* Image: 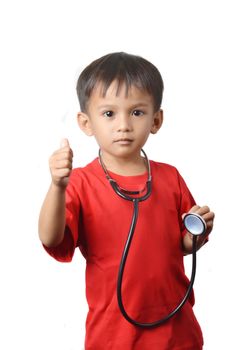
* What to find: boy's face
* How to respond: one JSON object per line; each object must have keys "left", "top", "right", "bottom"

{"left": 78, "top": 80, "right": 163, "bottom": 162}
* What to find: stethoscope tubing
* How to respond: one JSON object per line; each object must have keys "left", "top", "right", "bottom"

{"left": 116, "top": 197, "right": 198, "bottom": 328}
{"left": 98, "top": 149, "right": 199, "bottom": 329}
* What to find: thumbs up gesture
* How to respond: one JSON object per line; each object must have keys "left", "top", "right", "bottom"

{"left": 49, "top": 139, "right": 73, "bottom": 188}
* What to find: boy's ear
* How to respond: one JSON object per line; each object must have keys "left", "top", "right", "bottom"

{"left": 77, "top": 112, "right": 93, "bottom": 136}
{"left": 150, "top": 109, "right": 163, "bottom": 134}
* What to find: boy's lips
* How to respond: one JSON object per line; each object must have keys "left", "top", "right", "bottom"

{"left": 114, "top": 138, "right": 133, "bottom": 144}
{"left": 114, "top": 138, "right": 133, "bottom": 142}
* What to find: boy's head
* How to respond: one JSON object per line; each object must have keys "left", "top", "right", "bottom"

{"left": 76, "top": 52, "right": 164, "bottom": 113}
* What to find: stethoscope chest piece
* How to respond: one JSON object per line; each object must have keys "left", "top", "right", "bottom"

{"left": 183, "top": 213, "right": 207, "bottom": 236}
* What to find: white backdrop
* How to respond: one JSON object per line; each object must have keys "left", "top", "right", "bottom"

{"left": 0, "top": 1, "right": 232, "bottom": 349}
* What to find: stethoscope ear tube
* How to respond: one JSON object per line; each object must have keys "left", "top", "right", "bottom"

{"left": 117, "top": 199, "right": 198, "bottom": 329}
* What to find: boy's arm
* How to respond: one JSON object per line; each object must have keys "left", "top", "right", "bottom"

{"left": 38, "top": 139, "right": 73, "bottom": 248}
{"left": 182, "top": 205, "right": 215, "bottom": 254}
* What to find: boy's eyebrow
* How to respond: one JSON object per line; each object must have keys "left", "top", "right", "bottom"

{"left": 97, "top": 104, "right": 118, "bottom": 110}
{"left": 130, "top": 102, "right": 150, "bottom": 109}
{"left": 97, "top": 102, "right": 150, "bottom": 110}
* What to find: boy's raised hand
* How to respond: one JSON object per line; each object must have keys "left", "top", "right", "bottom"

{"left": 49, "top": 138, "right": 73, "bottom": 188}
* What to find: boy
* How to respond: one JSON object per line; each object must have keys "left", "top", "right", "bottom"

{"left": 39, "top": 52, "right": 215, "bottom": 349}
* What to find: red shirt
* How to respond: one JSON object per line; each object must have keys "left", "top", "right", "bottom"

{"left": 44, "top": 159, "right": 203, "bottom": 349}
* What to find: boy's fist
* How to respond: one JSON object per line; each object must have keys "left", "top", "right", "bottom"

{"left": 49, "top": 138, "right": 73, "bottom": 188}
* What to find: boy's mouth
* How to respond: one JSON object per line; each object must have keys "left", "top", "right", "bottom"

{"left": 114, "top": 138, "right": 133, "bottom": 144}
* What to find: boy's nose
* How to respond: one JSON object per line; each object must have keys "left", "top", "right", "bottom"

{"left": 117, "top": 114, "right": 132, "bottom": 132}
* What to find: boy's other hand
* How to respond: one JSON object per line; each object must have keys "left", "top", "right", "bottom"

{"left": 182, "top": 205, "right": 215, "bottom": 253}
{"left": 49, "top": 138, "right": 73, "bottom": 188}
{"left": 184, "top": 205, "right": 215, "bottom": 236}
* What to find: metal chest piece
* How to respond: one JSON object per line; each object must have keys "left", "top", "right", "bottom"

{"left": 183, "top": 213, "right": 207, "bottom": 236}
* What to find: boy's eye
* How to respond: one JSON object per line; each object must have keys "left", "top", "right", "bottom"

{"left": 132, "top": 110, "right": 144, "bottom": 117}
{"left": 103, "top": 111, "right": 114, "bottom": 118}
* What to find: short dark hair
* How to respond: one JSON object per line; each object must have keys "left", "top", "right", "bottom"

{"left": 76, "top": 52, "right": 164, "bottom": 113}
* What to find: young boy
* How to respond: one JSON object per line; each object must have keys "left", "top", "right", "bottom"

{"left": 39, "top": 52, "right": 215, "bottom": 349}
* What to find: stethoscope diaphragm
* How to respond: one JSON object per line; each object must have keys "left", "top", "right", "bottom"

{"left": 183, "top": 213, "right": 207, "bottom": 236}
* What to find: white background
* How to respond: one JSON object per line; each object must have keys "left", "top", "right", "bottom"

{"left": 0, "top": 0, "right": 232, "bottom": 349}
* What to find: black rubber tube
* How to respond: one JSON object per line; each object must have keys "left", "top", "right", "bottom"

{"left": 117, "top": 199, "right": 198, "bottom": 329}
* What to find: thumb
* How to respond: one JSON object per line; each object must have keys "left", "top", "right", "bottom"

{"left": 60, "top": 138, "right": 70, "bottom": 149}
{"left": 182, "top": 213, "right": 186, "bottom": 221}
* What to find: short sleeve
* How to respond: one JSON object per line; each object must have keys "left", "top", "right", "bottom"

{"left": 178, "top": 172, "right": 209, "bottom": 248}
{"left": 43, "top": 176, "right": 81, "bottom": 262}
{"left": 177, "top": 172, "right": 196, "bottom": 238}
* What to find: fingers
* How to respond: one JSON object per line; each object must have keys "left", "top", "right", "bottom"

{"left": 189, "top": 205, "right": 215, "bottom": 221}
{"left": 185, "top": 204, "right": 215, "bottom": 235}
{"left": 188, "top": 204, "right": 201, "bottom": 213}
{"left": 53, "top": 158, "right": 73, "bottom": 170}
{"left": 182, "top": 204, "right": 215, "bottom": 253}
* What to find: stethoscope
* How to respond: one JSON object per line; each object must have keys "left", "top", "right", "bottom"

{"left": 99, "top": 149, "right": 207, "bottom": 329}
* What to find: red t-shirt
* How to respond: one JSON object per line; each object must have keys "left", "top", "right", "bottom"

{"left": 44, "top": 159, "right": 203, "bottom": 350}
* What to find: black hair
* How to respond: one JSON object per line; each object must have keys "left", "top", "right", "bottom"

{"left": 76, "top": 52, "right": 164, "bottom": 112}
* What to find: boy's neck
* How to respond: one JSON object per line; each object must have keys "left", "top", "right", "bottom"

{"left": 100, "top": 152, "right": 148, "bottom": 176}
